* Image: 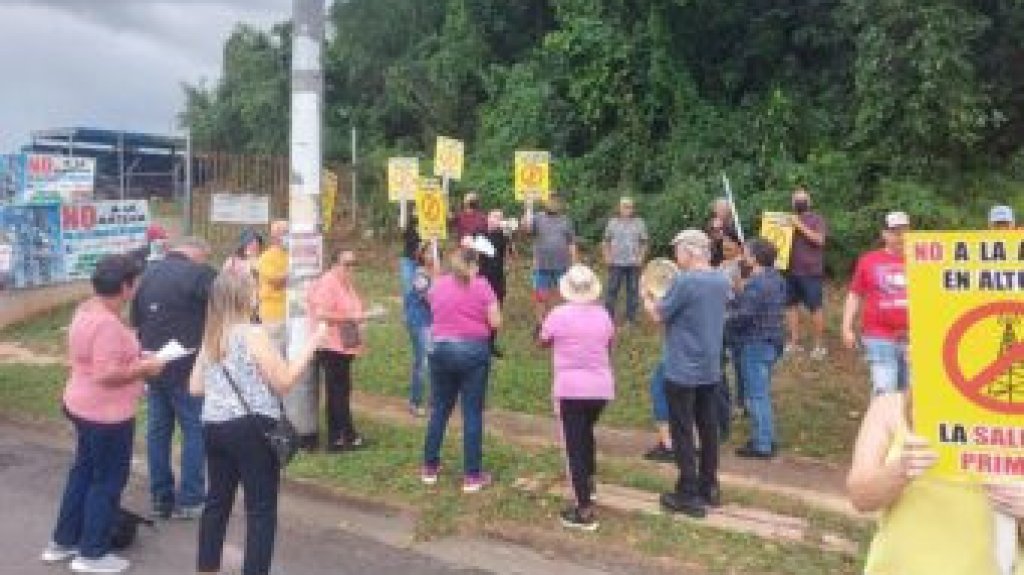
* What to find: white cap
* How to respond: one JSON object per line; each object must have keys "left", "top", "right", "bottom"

{"left": 885, "top": 211, "right": 910, "bottom": 229}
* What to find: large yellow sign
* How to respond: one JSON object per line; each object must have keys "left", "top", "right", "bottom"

{"left": 387, "top": 157, "right": 419, "bottom": 202}
{"left": 908, "top": 231, "right": 1024, "bottom": 482}
{"left": 415, "top": 177, "right": 447, "bottom": 240}
{"left": 514, "top": 151, "right": 550, "bottom": 202}
{"left": 321, "top": 169, "right": 338, "bottom": 231}
{"left": 760, "top": 212, "right": 794, "bottom": 270}
{"left": 434, "top": 136, "right": 464, "bottom": 181}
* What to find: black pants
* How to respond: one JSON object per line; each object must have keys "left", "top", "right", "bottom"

{"left": 197, "top": 416, "right": 280, "bottom": 575}
{"left": 664, "top": 383, "right": 719, "bottom": 497}
{"left": 318, "top": 350, "right": 358, "bottom": 444}
{"left": 486, "top": 276, "right": 506, "bottom": 353}
{"left": 560, "top": 399, "right": 606, "bottom": 508}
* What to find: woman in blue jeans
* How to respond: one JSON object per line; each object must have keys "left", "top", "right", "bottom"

{"left": 731, "top": 239, "right": 787, "bottom": 459}
{"left": 421, "top": 245, "right": 502, "bottom": 493}
{"left": 403, "top": 243, "right": 435, "bottom": 416}
{"left": 42, "top": 255, "right": 167, "bottom": 574}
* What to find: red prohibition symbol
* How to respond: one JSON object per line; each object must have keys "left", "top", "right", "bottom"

{"left": 942, "top": 300, "right": 1024, "bottom": 415}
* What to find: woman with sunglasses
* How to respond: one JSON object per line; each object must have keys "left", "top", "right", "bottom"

{"left": 307, "top": 249, "right": 373, "bottom": 452}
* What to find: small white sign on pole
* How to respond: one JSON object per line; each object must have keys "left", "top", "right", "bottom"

{"left": 210, "top": 193, "right": 271, "bottom": 225}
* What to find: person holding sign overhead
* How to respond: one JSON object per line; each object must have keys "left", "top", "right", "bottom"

{"left": 842, "top": 212, "right": 911, "bottom": 396}
{"left": 785, "top": 187, "right": 829, "bottom": 360}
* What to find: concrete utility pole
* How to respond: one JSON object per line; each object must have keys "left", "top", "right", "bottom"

{"left": 284, "top": 0, "right": 325, "bottom": 439}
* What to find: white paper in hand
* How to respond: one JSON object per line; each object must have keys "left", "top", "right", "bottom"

{"left": 155, "top": 340, "right": 195, "bottom": 362}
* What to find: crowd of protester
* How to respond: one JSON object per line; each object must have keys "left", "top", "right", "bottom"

{"left": 35, "top": 187, "right": 1024, "bottom": 574}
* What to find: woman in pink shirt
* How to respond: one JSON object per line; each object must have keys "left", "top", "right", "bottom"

{"left": 307, "top": 248, "right": 372, "bottom": 452}
{"left": 420, "top": 246, "right": 502, "bottom": 493}
{"left": 540, "top": 264, "right": 615, "bottom": 531}
{"left": 41, "top": 255, "right": 167, "bottom": 574}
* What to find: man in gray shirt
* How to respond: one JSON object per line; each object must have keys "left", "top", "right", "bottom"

{"left": 603, "top": 196, "right": 648, "bottom": 324}
{"left": 524, "top": 196, "right": 576, "bottom": 325}
{"left": 643, "top": 229, "right": 730, "bottom": 519}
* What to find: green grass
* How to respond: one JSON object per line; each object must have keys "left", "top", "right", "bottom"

{"left": 0, "top": 241, "right": 870, "bottom": 463}
{"left": 350, "top": 254, "right": 869, "bottom": 462}
{"left": 0, "top": 358, "right": 865, "bottom": 574}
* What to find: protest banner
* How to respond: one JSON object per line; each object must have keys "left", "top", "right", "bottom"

{"left": 908, "top": 230, "right": 1024, "bottom": 482}
{"left": 415, "top": 177, "right": 447, "bottom": 240}
{"left": 23, "top": 153, "right": 96, "bottom": 203}
{"left": 514, "top": 151, "right": 550, "bottom": 202}
{"left": 760, "top": 212, "right": 794, "bottom": 270}
{"left": 210, "top": 193, "right": 270, "bottom": 225}
{"left": 61, "top": 200, "right": 149, "bottom": 280}
{"left": 387, "top": 157, "right": 419, "bottom": 202}
{"left": 322, "top": 169, "right": 338, "bottom": 231}
{"left": 434, "top": 137, "right": 464, "bottom": 181}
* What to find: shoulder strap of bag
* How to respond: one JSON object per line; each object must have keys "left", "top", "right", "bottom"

{"left": 219, "top": 331, "right": 294, "bottom": 426}
{"left": 219, "top": 364, "right": 255, "bottom": 416}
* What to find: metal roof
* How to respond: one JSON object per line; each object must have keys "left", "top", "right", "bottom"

{"left": 30, "top": 127, "right": 185, "bottom": 151}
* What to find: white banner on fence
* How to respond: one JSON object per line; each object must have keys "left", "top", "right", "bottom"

{"left": 210, "top": 193, "right": 271, "bottom": 225}
{"left": 61, "top": 200, "right": 150, "bottom": 280}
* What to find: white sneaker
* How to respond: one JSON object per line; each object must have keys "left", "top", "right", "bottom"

{"left": 784, "top": 343, "right": 804, "bottom": 354}
{"left": 70, "top": 554, "right": 130, "bottom": 574}
{"left": 40, "top": 541, "right": 77, "bottom": 563}
{"left": 810, "top": 346, "right": 828, "bottom": 360}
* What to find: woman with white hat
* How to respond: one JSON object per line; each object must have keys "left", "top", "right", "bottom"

{"left": 539, "top": 264, "right": 616, "bottom": 531}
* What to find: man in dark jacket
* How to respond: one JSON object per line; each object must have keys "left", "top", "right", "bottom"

{"left": 131, "top": 236, "right": 216, "bottom": 519}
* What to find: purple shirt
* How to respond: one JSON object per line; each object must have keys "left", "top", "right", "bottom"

{"left": 540, "top": 303, "right": 616, "bottom": 400}
{"left": 428, "top": 274, "right": 497, "bottom": 340}
{"left": 789, "top": 212, "right": 827, "bottom": 276}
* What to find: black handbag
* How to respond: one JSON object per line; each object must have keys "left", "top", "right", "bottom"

{"left": 220, "top": 365, "right": 299, "bottom": 468}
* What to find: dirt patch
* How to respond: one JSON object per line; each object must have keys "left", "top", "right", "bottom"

{"left": 0, "top": 342, "right": 64, "bottom": 365}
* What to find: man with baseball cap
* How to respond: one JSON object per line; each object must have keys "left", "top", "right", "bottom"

{"left": 989, "top": 205, "right": 1016, "bottom": 230}
{"left": 841, "top": 211, "right": 910, "bottom": 395}
{"left": 643, "top": 229, "right": 730, "bottom": 518}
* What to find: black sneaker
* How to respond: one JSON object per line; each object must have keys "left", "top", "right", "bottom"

{"left": 298, "top": 434, "right": 320, "bottom": 451}
{"left": 642, "top": 443, "right": 675, "bottom": 463}
{"left": 660, "top": 492, "right": 706, "bottom": 518}
{"left": 700, "top": 485, "right": 722, "bottom": 507}
{"left": 560, "top": 507, "right": 599, "bottom": 531}
{"left": 734, "top": 443, "right": 776, "bottom": 460}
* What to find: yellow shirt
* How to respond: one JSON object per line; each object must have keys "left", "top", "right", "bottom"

{"left": 256, "top": 245, "right": 288, "bottom": 322}
{"left": 865, "top": 427, "right": 1024, "bottom": 575}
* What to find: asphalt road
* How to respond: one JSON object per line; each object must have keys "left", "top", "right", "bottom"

{"left": 0, "top": 424, "right": 615, "bottom": 575}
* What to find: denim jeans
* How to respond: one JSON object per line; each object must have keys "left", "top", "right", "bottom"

{"left": 197, "top": 416, "right": 280, "bottom": 575}
{"left": 406, "top": 324, "right": 431, "bottom": 407}
{"left": 147, "top": 380, "right": 206, "bottom": 511}
{"left": 862, "top": 336, "right": 909, "bottom": 395}
{"left": 52, "top": 412, "right": 134, "bottom": 559}
{"left": 728, "top": 342, "right": 745, "bottom": 405}
{"left": 605, "top": 265, "right": 640, "bottom": 322}
{"left": 399, "top": 257, "right": 417, "bottom": 294}
{"left": 740, "top": 342, "right": 780, "bottom": 453}
{"left": 649, "top": 362, "right": 669, "bottom": 423}
{"left": 423, "top": 340, "right": 491, "bottom": 475}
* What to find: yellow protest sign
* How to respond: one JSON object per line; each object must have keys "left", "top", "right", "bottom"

{"left": 321, "top": 169, "right": 338, "bottom": 231}
{"left": 514, "top": 151, "right": 550, "bottom": 202}
{"left": 759, "top": 212, "right": 794, "bottom": 270}
{"left": 387, "top": 157, "right": 419, "bottom": 202}
{"left": 908, "top": 231, "right": 1024, "bottom": 482}
{"left": 415, "top": 177, "right": 447, "bottom": 240}
{"left": 434, "top": 136, "right": 464, "bottom": 181}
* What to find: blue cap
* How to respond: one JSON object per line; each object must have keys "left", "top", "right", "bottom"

{"left": 989, "top": 205, "right": 1015, "bottom": 224}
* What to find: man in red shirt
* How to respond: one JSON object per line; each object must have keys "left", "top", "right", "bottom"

{"left": 841, "top": 211, "right": 910, "bottom": 395}
{"left": 452, "top": 192, "right": 487, "bottom": 241}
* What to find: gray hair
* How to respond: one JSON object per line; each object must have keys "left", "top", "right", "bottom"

{"left": 672, "top": 228, "right": 711, "bottom": 261}
{"left": 170, "top": 235, "right": 211, "bottom": 254}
